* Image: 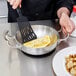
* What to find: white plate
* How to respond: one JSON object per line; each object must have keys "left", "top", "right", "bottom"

{"left": 52, "top": 46, "right": 76, "bottom": 76}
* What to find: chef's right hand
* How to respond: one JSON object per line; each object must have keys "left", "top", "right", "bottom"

{"left": 7, "top": 0, "right": 22, "bottom": 9}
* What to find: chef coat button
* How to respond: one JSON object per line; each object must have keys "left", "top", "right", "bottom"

{"left": 35, "top": 13, "right": 39, "bottom": 16}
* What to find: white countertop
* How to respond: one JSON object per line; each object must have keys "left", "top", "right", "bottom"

{"left": 0, "top": 21, "right": 76, "bottom": 76}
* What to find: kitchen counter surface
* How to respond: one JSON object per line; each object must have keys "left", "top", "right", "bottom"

{"left": 0, "top": 20, "right": 76, "bottom": 76}
{"left": 0, "top": 0, "right": 8, "bottom": 23}
{"left": 0, "top": 0, "right": 8, "bottom": 17}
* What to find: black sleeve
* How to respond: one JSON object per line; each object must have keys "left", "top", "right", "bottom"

{"left": 7, "top": 2, "right": 18, "bottom": 22}
{"left": 55, "top": 0, "right": 74, "bottom": 16}
{"left": 73, "top": 0, "right": 76, "bottom": 5}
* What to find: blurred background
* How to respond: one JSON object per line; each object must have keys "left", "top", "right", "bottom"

{"left": 0, "top": 0, "right": 76, "bottom": 23}
{"left": 0, "top": 0, "right": 8, "bottom": 23}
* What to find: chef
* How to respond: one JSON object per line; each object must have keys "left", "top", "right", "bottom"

{"left": 7, "top": 0, "right": 75, "bottom": 35}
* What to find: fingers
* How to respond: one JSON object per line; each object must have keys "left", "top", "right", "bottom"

{"left": 59, "top": 13, "right": 75, "bottom": 35}
{"left": 7, "top": 0, "right": 22, "bottom": 9}
{"left": 12, "top": 0, "right": 19, "bottom": 9}
{"left": 62, "top": 23, "right": 75, "bottom": 36}
{"left": 65, "top": 19, "right": 75, "bottom": 34}
{"left": 10, "top": 0, "right": 15, "bottom": 5}
{"left": 19, "top": 0, "right": 22, "bottom": 8}
{"left": 62, "top": 27, "right": 67, "bottom": 35}
{"left": 61, "top": 23, "right": 75, "bottom": 36}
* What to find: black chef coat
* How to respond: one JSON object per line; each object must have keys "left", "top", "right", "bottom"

{"left": 7, "top": 0, "right": 73, "bottom": 22}
{"left": 73, "top": 0, "right": 76, "bottom": 5}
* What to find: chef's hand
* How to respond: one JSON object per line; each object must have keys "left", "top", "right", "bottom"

{"left": 59, "top": 13, "right": 75, "bottom": 35}
{"left": 7, "top": 0, "right": 22, "bottom": 9}
{"left": 57, "top": 7, "right": 75, "bottom": 35}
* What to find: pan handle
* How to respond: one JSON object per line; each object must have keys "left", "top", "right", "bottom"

{"left": 57, "top": 28, "right": 69, "bottom": 44}
{"left": 57, "top": 33, "right": 69, "bottom": 44}
{"left": 4, "top": 30, "right": 22, "bottom": 49}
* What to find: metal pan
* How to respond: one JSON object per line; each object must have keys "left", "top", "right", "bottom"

{"left": 4, "top": 25, "right": 69, "bottom": 55}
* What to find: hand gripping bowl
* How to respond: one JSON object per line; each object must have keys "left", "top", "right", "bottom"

{"left": 4, "top": 25, "right": 69, "bottom": 56}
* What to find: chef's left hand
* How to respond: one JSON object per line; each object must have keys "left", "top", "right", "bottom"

{"left": 59, "top": 13, "right": 75, "bottom": 35}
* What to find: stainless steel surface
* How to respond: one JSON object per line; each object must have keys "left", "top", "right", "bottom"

{"left": 0, "top": 20, "right": 76, "bottom": 76}
{"left": 0, "top": 0, "right": 8, "bottom": 17}
{"left": 0, "top": 17, "right": 7, "bottom": 23}
{"left": 0, "top": 0, "right": 8, "bottom": 23}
